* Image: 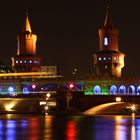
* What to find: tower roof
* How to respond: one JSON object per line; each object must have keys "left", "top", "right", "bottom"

{"left": 104, "top": 7, "right": 114, "bottom": 27}
{"left": 22, "top": 13, "right": 32, "bottom": 33}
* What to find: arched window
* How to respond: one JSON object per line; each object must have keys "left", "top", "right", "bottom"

{"left": 104, "top": 37, "right": 108, "bottom": 45}
{"left": 93, "top": 85, "right": 101, "bottom": 95}
{"left": 127, "top": 85, "right": 135, "bottom": 95}
{"left": 109, "top": 85, "right": 117, "bottom": 95}
{"left": 137, "top": 85, "right": 140, "bottom": 95}
{"left": 118, "top": 85, "right": 126, "bottom": 95}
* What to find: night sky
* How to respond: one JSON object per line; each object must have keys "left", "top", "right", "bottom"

{"left": 1, "top": 1, "right": 140, "bottom": 78}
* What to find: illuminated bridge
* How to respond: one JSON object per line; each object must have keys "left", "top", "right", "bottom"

{"left": 0, "top": 72, "right": 140, "bottom": 115}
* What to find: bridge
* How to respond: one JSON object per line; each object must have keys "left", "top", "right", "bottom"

{"left": 0, "top": 72, "right": 140, "bottom": 115}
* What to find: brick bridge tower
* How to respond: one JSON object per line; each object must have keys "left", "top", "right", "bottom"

{"left": 93, "top": 7, "right": 125, "bottom": 78}
{"left": 11, "top": 14, "right": 41, "bottom": 72}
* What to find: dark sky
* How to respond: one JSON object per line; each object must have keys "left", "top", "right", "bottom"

{"left": 1, "top": 1, "right": 140, "bottom": 78}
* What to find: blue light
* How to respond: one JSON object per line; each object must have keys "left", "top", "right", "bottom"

{"left": 119, "top": 85, "right": 126, "bottom": 94}
{"left": 110, "top": 85, "right": 117, "bottom": 95}
{"left": 104, "top": 37, "right": 108, "bottom": 45}
{"left": 93, "top": 85, "right": 101, "bottom": 95}
{"left": 23, "top": 87, "right": 29, "bottom": 94}
{"left": 8, "top": 87, "right": 14, "bottom": 94}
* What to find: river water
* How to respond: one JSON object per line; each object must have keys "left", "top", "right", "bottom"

{"left": 0, "top": 114, "right": 139, "bottom": 140}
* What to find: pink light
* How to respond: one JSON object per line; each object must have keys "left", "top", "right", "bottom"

{"left": 69, "top": 84, "right": 74, "bottom": 89}
{"left": 32, "top": 84, "right": 36, "bottom": 89}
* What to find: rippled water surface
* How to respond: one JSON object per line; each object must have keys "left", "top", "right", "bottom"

{"left": 0, "top": 114, "right": 140, "bottom": 140}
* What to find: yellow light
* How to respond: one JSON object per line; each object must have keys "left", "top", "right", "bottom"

{"left": 39, "top": 101, "right": 46, "bottom": 105}
{"left": 116, "top": 97, "right": 121, "bottom": 102}
{"left": 46, "top": 93, "right": 51, "bottom": 98}
{"left": 47, "top": 101, "right": 57, "bottom": 107}
{"left": 131, "top": 105, "right": 136, "bottom": 111}
{"left": 45, "top": 106, "right": 49, "bottom": 110}
{"left": 132, "top": 113, "right": 135, "bottom": 116}
{"left": 5, "top": 103, "right": 15, "bottom": 111}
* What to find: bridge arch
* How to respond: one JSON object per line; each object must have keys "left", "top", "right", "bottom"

{"left": 93, "top": 85, "right": 101, "bottom": 95}
{"left": 118, "top": 85, "right": 126, "bottom": 95}
{"left": 127, "top": 85, "right": 135, "bottom": 95}
{"left": 109, "top": 85, "right": 117, "bottom": 95}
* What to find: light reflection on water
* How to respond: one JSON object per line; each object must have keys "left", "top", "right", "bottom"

{"left": 0, "top": 115, "right": 140, "bottom": 139}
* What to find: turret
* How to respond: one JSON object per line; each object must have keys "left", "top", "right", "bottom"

{"left": 17, "top": 14, "right": 37, "bottom": 55}
{"left": 93, "top": 7, "right": 125, "bottom": 78}
{"left": 11, "top": 14, "right": 41, "bottom": 72}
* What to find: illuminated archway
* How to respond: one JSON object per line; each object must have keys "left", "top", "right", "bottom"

{"left": 127, "top": 85, "right": 135, "bottom": 95}
{"left": 93, "top": 85, "right": 101, "bottom": 95}
{"left": 109, "top": 85, "right": 117, "bottom": 95}
{"left": 118, "top": 85, "right": 126, "bottom": 95}
{"left": 23, "top": 87, "right": 30, "bottom": 94}
{"left": 8, "top": 87, "right": 14, "bottom": 95}
{"left": 137, "top": 85, "right": 140, "bottom": 95}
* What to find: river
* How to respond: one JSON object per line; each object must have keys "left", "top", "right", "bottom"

{"left": 0, "top": 114, "right": 139, "bottom": 140}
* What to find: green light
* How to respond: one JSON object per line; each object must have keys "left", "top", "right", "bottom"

{"left": 84, "top": 91, "right": 93, "bottom": 95}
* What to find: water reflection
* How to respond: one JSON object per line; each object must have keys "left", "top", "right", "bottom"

{"left": 0, "top": 115, "right": 140, "bottom": 139}
{"left": 66, "top": 120, "right": 77, "bottom": 140}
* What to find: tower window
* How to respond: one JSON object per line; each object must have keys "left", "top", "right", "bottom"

{"left": 104, "top": 37, "right": 108, "bottom": 45}
{"left": 29, "top": 60, "right": 32, "bottom": 63}
{"left": 114, "top": 57, "right": 117, "bottom": 60}
{"left": 16, "top": 61, "right": 18, "bottom": 63}
{"left": 98, "top": 57, "right": 101, "bottom": 61}
{"left": 103, "top": 57, "right": 106, "bottom": 60}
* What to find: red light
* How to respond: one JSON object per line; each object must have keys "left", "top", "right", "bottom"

{"left": 69, "top": 84, "right": 74, "bottom": 89}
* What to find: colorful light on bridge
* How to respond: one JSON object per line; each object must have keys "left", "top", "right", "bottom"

{"left": 32, "top": 84, "right": 36, "bottom": 89}
{"left": 8, "top": 87, "right": 14, "bottom": 95}
{"left": 69, "top": 83, "right": 74, "bottom": 89}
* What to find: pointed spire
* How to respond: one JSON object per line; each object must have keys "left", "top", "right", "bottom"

{"left": 22, "top": 13, "right": 32, "bottom": 33}
{"left": 104, "top": 7, "right": 114, "bottom": 27}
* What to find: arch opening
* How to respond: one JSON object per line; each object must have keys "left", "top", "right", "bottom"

{"left": 109, "top": 85, "right": 117, "bottom": 95}
{"left": 118, "top": 85, "right": 126, "bottom": 95}
{"left": 127, "top": 85, "right": 135, "bottom": 95}
{"left": 93, "top": 85, "right": 101, "bottom": 95}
